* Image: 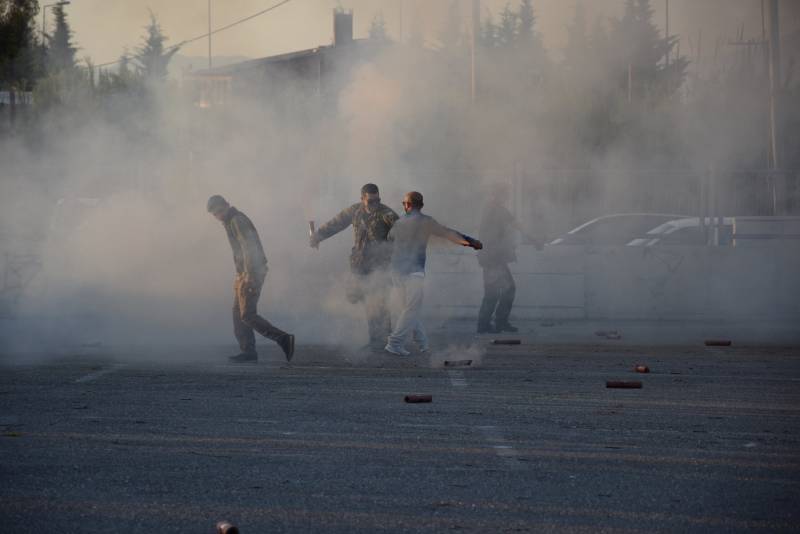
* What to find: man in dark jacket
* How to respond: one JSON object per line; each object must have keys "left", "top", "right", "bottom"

{"left": 208, "top": 195, "right": 294, "bottom": 363}
{"left": 310, "top": 183, "right": 399, "bottom": 349}
{"left": 476, "top": 184, "right": 540, "bottom": 334}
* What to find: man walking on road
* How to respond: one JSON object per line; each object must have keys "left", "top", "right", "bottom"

{"left": 309, "top": 184, "right": 399, "bottom": 350}
{"left": 385, "top": 191, "right": 482, "bottom": 356}
{"left": 208, "top": 195, "right": 295, "bottom": 363}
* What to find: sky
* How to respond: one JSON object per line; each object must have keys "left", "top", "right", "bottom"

{"left": 60, "top": 0, "right": 799, "bottom": 71}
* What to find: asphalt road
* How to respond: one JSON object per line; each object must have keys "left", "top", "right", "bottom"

{"left": 1, "top": 339, "right": 799, "bottom": 533}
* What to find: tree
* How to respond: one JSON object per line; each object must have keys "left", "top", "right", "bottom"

{"left": 46, "top": 3, "right": 76, "bottom": 73}
{"left": 134, "top": 12, "right": 180, "bottom": 81}
{"left": 517, "top": 0, "right": 535, "bottom": 43}
{"left": 562, "top": 1, "right": 587, "bottom": 72}
{"left": 0, "top": 0, "right": 41, "bottom": 90}
{"left": 368, "top": 11, "right": 389, "bottom": 42}
{"left": 479, "top": 11, "right": 498, "bottom": 49}
{"left": 497, "top": 3, "right": 518, "bottom": 48}
{"left": 610, "top": 0, "right": 688, "bottom": 100}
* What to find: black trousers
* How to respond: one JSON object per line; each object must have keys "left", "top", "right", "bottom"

{"left": 477, "top": 263, "right": 516, "bottom": 328}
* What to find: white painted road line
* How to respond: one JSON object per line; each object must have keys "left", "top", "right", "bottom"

{"left": 75, "top": 365, "right": 124, "bottom": 383}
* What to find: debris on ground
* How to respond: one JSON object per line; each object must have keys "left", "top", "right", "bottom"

{"left": 492, "top": 339, "right": 521, "bottom": 345}
{"left": 606, "top": 381, "right": 643, "bottom": 389}
{"left": 217, "top": 521, "right": 239, "bottom": 534}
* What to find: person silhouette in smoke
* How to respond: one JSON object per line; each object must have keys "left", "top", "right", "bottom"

{"left": 207, "top": 195, "right": 295, "bottom": 363}
{"left": 309, "top": 183, "right": 399, "bottom": 351}
{"left": 476, "top": 183, "right": 541, "bottom": 334}
{"left": 385, "top": 191, "right": 483, "bottom": 356}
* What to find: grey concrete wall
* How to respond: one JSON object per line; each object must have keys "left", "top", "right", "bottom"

{"left": 425, "top": 242, "right": 800, "bottom": 321}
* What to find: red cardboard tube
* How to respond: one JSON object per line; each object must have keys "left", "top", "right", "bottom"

{"left": 705, "top": 339, "right": 732, "bottom": 346}
{"left": 492, "top": 339, "right": 521, "bottom": 345}
{"left": 444, "top": 360, "right": 472, "bottom": 367}
{"left": 634, "top": 365, "right": 650, "bottom": 373}
{"left": 404, "top": 394, "right": 432, "bottom": 403}
{"left": 606, "top": 381, "right": 642, "bottom": 389}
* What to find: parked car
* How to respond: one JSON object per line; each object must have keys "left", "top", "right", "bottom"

{"left": 626, "top": 216, "right": 800, "bottom": 247}
{"left": 626, "top": 217, "right": 733, "bottom": 246}
{"left": 548, "top": 213, "right": 689, "bottom": 246}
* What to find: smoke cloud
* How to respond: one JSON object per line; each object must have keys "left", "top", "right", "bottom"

{"left": 2, "top": 1, "right": 799, "bottom": 360}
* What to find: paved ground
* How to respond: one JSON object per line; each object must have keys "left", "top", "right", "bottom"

{"left": 1, "top": 336, "right": 799, "bottom": 533}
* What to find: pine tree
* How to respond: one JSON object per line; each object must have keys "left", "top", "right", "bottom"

{"left": 563, "top": 1, "right": 587, "bottom": 71}
{"left": 517, "top": 0, "right": 535, "bottom": 43}
{"left": 610, "top": 0, "right": 687, "bottom": 99}
{"left": 479, "top": 12, "right": 498, "bottom": 49}
{"left": 497, "top": 4, "right": 518, "bottom": 48}
{"left": 47, "top": 3, "right": 76, "bottom": 72}
{"left": 134, "top": 12, "right": 179, "bottom": 81}
{"left": 0, "top": 0, "right": 42, "bottom": 90}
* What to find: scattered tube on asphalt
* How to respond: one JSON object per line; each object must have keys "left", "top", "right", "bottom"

{"left": 217, "top": 521, "right": 240, "bottom": 534}
{"left": 492, "top": 339, "right": 521, "bottom": 345}
{"left": 606, "top": 381, "right": 643, "bottom": 389}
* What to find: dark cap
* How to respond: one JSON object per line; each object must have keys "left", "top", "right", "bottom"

{"left": 207, "top": 195, "right": 228, "bottom": 212}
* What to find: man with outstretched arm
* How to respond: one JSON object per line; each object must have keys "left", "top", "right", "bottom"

{"left": 385, "top": 191, "right": 483, "bottom": 356}
{"left": 207, "top": 195, "right": 294, "bottom": 363}
{"left": 309, "top": 183, "right": 399, "bottom": 350}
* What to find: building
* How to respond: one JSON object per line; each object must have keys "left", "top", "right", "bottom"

{"left": 185, "top": 9, "right": 378, "bottom": 111}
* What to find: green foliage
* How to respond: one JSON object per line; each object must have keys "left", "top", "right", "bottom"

{"left": 134, "top": 11, "right": 180, "bottom": 81}
{"left": 46, "top": 3, "right": 77, "bottom": 73}
{"left": 609, "top": 0, "right": 688, "bottom": 100}
{"left": 0, "top": 0, "right": 42, "bottom": 90}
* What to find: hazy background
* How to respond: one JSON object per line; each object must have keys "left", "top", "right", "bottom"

{"left": 1, "top": 0, "right": 798, "bottom": 358}
{"left": 66, "top": 1, "right": 800, "bottom": 72}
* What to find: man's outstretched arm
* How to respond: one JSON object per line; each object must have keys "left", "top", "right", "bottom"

{"left": 430, "top": 219, "right": 483, "bottom": 249}
{"left": 310, "top": 205, "right": 357, "bottom": 247}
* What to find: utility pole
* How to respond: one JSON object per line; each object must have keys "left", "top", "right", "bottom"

{"left": 471, "top": 0, "right": 479, "bottom": 104}
{"left": 665, "top": 0, "right": 669, "bottom": 69}
{"left": 767, "top": 0, "right": 780, "bottom": 171}
{"left": 208, "top": 0, "right": 212, "bottom": 69}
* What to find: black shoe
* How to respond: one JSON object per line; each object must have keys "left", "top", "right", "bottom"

{"left": 496, "top": 323, "right": 519, "bottom": 333}
{"left": 229, "top": 352, "right": 257, "bottom": 363}
{"left": 278, "top": 334, "right": 295, "bottom": 362}
{"left": 477, "top": 324, "right": 498, "bottom": 334}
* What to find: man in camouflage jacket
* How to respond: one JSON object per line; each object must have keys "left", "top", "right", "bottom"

{"left": 208, "top": 195, "right": 295, "bottom": 363}
{"left": 310, "top": 183, "right": 399, "bottom": 348}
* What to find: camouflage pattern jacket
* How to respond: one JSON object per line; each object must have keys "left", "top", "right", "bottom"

{"left": 317, "top": 202, "right": 399, "bottom": 274}
{"left": 223, "top": 207, "right": 268, "bottom": 276}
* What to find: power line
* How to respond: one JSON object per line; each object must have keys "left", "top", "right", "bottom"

{"left": 87, "top": 0, "right": 295, "bottom": 70}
